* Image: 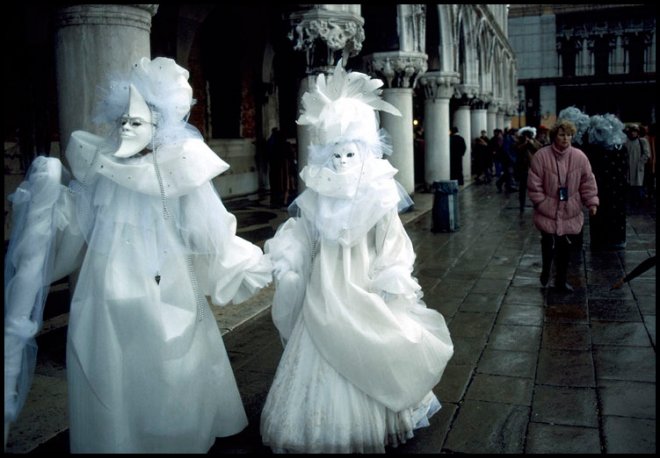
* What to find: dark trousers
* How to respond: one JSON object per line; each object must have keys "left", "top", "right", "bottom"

{"left": 518, "top": 171, "right": 529, "bottom": 211}
{"left": 540, "top": 231, "right": 574, "bottom": 285}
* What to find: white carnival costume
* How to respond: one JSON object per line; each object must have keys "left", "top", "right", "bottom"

{"left": 260, "top": 61, "right": 454, "bottom": 453}
{"left": 4, "top": 57, "right": 272, "bottom": 453}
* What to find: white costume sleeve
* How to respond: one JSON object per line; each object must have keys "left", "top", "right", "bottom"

{"left": 264, "top": 216, "right": 314, "bottom": 344}
{"left": 4, "top": 157, "right": 85, "bottom": 444}
{"left": 370, "top": 209, "right": 422, "bottom": 300}
{"left": 186, "top": 182, "right": 272, "bottom": 306}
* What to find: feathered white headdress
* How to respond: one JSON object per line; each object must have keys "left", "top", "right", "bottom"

{"left": 587, "top": 113, "right": 627, "bottom": 149}
{"left": 297, "top": 60, "right": 401, "bottom": 165}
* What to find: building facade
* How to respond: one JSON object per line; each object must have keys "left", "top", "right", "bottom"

{"left": 4, "top": 4, "right": 517, "bottom": 236}
{"left": 508, "top": 3, "right": 656, "bottom": 128}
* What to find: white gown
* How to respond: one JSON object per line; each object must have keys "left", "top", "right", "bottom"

{"left": 4, "top": 132, "right": 271, "bottom": 453}
{"left": 260, "top": 159, "right": 454, "bottom": 453}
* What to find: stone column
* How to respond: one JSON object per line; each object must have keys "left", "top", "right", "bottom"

{"left": 419, "top": 71, "right": 459, "bottom": 186}
{"left": 487, "top": 103, "right": 498, "bottom": 134}
{"left": 452, "top": 104, "right": 471, "bottom": 184}
{"left": 470, "top": 99, "right": 488, "bottom": 141}
{"left": 55, "top": 4, "right": 158, "bottom": 150}
{"left": 365, "top": 51, "right": 427, "bottom": 195}
{"left": 496, "top": 109, "right": 505, "bottom": 132}
{"left": 288, "top": 7, "right": 365, "bottom": 190}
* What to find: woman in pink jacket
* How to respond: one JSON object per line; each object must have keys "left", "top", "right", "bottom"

{"left": 527, "top": 120, "right": 599, "bottom": 291}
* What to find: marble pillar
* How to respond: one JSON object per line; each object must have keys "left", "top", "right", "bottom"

{"left": 452, "top": 104, "right": 471, "bottom": 183}
{"left": 419, "top": 71, "right": 459, "bottom": 185}
{"left": 55, "top": 4, "right": 157, "bottom": 150}
{"left": 365, "top": 51, "right": 427, "bottom": 195}
{"left": 487, "top": 104, "right": 498, "bottom": 136}
{"left": 471, "top": 105, "right": 488, "bottom": 139}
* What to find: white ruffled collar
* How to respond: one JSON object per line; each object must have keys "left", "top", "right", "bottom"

{"left": 296, "top": 158, "right": 401, "bottom": 246}
{"left": 65, "top": 130, "right": 229, "bottom": 197}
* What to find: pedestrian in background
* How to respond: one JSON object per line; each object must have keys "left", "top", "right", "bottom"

{"left": 449, "top": 126, "right": 466, "bottom": 185}
{"left": 515, "top": 126, "right": 542, "bottom": 213}
{"left": 624, "top": 124, "right": 651, "bottom": 205}
{"left": 527, "top": 119, "right": 599, "bottom": 291}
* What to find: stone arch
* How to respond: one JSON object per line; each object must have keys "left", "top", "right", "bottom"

{"left": 456, "top": 5, "right": 479, "bottom": 88}
{"left": 436, "top": 4, "right": 455, "bottom": 72}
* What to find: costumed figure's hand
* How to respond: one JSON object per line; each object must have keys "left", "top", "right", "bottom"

{"left": 589, "top": 206, "right": 597, "bottom": 217}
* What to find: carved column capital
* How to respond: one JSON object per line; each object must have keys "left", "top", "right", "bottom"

{"left": 56, "top": 4, "right": 157, "bottom": 31}
{"left": 487, "top": 100, "right": 501, "bottom": 114}
{"left": 454, "top": 84, "right": 480, "bottom": 100}
{"left": 363, "top": 51, "right": 427, "bottom": 89}
{"left": 418, "top": 71, "right": 459, "bottom": 100}
{"left": 478, "top": 93, "right": 494, "bottom": 105}
{"left": 289, "top": 9, "right": 365, "bottom": 73}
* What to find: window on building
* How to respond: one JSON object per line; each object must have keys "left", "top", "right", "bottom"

{"left": 593, "top": 37, "right": 610, "bottom": 76}
{"left": 627, "top": 35, "right": 645, "bottom": 74}
{"left": 560, "top": 39, "right": 577, "bottom": 77}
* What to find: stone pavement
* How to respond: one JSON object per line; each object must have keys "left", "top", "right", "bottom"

{"left": 5, "top": 182, "right": 656, "bottom": 454}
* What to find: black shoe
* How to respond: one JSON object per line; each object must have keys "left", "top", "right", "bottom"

{"left": 555, "top": 282, "right": 574, "bottom": 292}
{"left": 540, "top": 270, "right": 550, "bottom": 287}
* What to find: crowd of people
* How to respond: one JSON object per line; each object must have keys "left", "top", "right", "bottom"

{"left": 470, "top": 118, "right": 655, "bottom": 213}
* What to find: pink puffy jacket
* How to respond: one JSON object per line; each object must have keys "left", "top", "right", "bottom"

{"left": 527, "top": 144, "right": 599, "bottom": 235}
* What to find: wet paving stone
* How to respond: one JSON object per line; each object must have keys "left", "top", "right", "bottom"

{"left": 546, "top": 288, "right": 587, "bottom": 305}
{"left": 436, "top": 364, "right": 473, "bottom": 403}
{"left": 536, "top": 349, "right": 595, "bottom": 387}
{"left": 588, "top": 299, "right": 642, "bottom": 322}
{"left": 602, "top": 416, "right": 656, "bottom": 453}
{"left": 590, "top": 321, "right": 652, "bottom": 346}
{"left": 518, "top": 253, "right": 542, "bottom": 269}
{"left": 443, "top": 400, "right": 529, "bottom": 453}
{"left": 636, "top": 296, "right": 657, "bottom": 316}
{"left": 544, "top": 302, "right": 589, "bottom": 324}
{"left": 459, "top": 292, "right": 504, "bottom": 313}
{"left": 427, "top": 294, "right": 462, "bottom": 319}
{"left": 510, "top": 274, "right": 543, "bottom": 287}
{"left": 465, "top": 373, "right": 533, "bottom": 406}
{"left": 598, "top": 379, "right": 656, "bottom": 419}
{"left": 477, "top": 349, "right": 537, "bottom": 379}
{"left": 586, "top": 283, "right": 636, "bottom": 300}
{"left": 497, "top": 304, "right": 544, "bottom": 327}
{"left": 448, "top": 336, "right": 488, "bottom": 366}
{"left": 593, "top": 346, "right": 656, "bottom": 382}
{"left": 502, "top": 286, "right": 545, "bottom": 306}
{"left": 643, "top": 315, "right": 656, "bottom": 347}
{"left": 531, "top": 385, "right": 598, "bottom": 427}
{"left": 541, "top": 322, "right": 591, "bottom": 350}
{"left": 434, "top": 278, "right": 474, "bottom": 297}
{"left": 525, "top": 423, "right": 601, "bottom": 454}
{"left": 469, "top": 278, "right": 511, "bottom": 295}
{"left": 630, "top": 278, "right": 656, "bottom": 296}
{"left": 487, "top": 324, "right": 541, "bottom": 352}
{"left": 447, "top": 311, "right": 496, "bottom": 340}
{"left": 479, "top": 265, "right": 517, "bottom": 279}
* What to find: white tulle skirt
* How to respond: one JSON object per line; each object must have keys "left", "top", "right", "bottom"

{"left": 260, "top": 315, "right": 441, "bottom": 454}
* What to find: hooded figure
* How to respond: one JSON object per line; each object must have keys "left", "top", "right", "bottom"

{"left": 260, "top": 61, "right": 454, "bottom": 453}
{"left": 4, "top": 57, "right": 272, "bottom": 453}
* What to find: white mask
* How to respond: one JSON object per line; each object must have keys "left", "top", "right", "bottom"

{"left": 331, "top": 142, "right": 360, "bottom": 172}
{"left": 113, "top": 84, "right": 155, "bottom": 158}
